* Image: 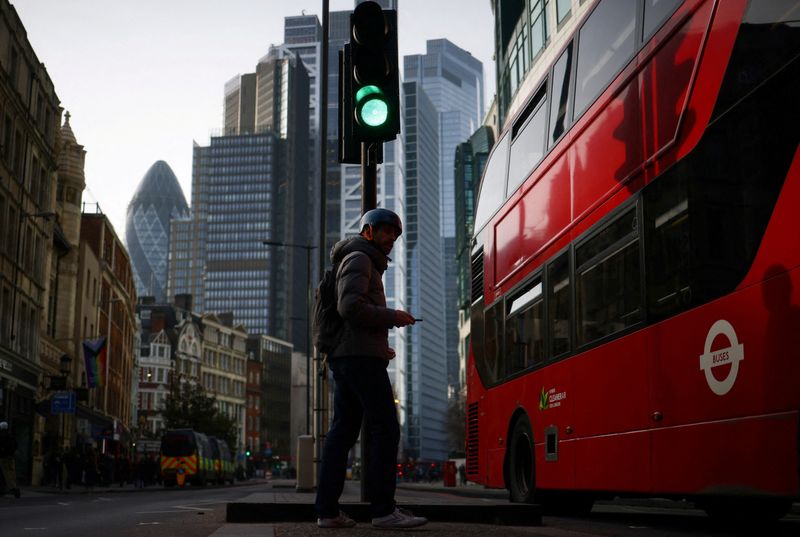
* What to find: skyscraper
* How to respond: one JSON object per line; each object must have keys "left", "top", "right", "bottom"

{"left": 170, "top": 45, "right": 310, "bottom": 347}
{"left": 403, "top": 80, "right": 447, "bottom": 461}
{"left": 126, "top": 161, "right": 189, "bottom": 302}
{"left": 404, "top": 40, "right": 484, "bottom": 396}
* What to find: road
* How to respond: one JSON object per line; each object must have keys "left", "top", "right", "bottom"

{"left": 1, "top": 481, "right": 798, "bottom": 537}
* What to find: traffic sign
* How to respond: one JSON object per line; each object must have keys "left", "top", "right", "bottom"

{"left": 51, "top": 391, "right": 76, "bottom": 414}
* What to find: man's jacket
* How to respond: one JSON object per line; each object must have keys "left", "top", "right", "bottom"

{"left": 328, "top": 235, "right": 397, "bottom": 361}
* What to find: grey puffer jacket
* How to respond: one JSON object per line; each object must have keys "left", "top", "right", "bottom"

{"left": 329, "top": 235, "right": 397, "bottom": 361}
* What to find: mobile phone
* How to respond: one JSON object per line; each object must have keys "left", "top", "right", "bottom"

{"left": 414, "top": 318, "right": 424, "bottom": 322}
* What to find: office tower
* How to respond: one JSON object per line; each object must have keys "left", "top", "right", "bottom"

{"left": 126, "top": 161, "right": 189, "bottom": 302}
{"left": 403, "top": 81, "right": 448, "bottom": 461}
{"left": 172, "top": 45, "right": 309, "bottom": 349}
{"left": 404, "top": 40, "right": 484, "bottom": 397}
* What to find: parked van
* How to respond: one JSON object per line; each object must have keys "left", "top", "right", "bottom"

{"left": 160, "top": 429, "right": 212, "bottom": 486}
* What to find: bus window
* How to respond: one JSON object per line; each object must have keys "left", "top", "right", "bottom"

{"left": 505, "top": 278, "right": 545, "bottom": 376}
{"left": 548, "top": 43, "right": 573, "bottom": 147}
{"left": 548, "top": 253, "right": 571, "bottom": 357}
{"left": 508, "top": 86, "right": 547, "bottom": 196}
{"left": 474, "top": 133, "right": 510, "bottom": 232}
{"left": 576, "top": 207, "right": 642, "bottom": 346}
{"left": 643, "top": 0, "right": 682, "bottom": 42}
{"left": 574, "top": 0, "right": 637, "bottom": 116}
{"left": 644, "top": 171, "right": 690, "bottom": 319}
{"left": 484, "top": 300, "right": 503, "bottom": 384}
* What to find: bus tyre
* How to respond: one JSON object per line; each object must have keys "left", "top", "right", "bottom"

{"left": 507, "top": 415, "right": 536, "bottom": 503}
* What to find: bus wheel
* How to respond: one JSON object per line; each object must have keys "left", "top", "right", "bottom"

{"left": 508, "top": 415, "right": 536, "bottom": 503}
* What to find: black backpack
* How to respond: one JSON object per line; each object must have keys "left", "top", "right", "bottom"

{"left": 312, "top": 252, "right": 362, "bottom": 355}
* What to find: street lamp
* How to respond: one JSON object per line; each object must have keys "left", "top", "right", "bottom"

{"left": 262, "top": 240, "right": 317, "bottom": 435}
{"left": 58, "top": 353, "right": 72, "bottom": 479}
{"left": 10, "top": 211, "right": 57, "bottom": 343}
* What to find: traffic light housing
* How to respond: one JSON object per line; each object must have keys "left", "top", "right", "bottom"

{"left": 348, "top": 1, "right": 399, "bottom": 143}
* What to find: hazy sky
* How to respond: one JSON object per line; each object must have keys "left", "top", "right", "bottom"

{"left": 12, "top": 0, "right": 496, "bottom": 237}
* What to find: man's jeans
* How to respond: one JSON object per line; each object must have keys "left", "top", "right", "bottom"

{"left": 315, "top": 356, "right": 400, "bottom": 519}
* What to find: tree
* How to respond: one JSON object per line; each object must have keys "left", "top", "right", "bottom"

{"left": 162, "top": 379, "right": 238, "bottom": 448}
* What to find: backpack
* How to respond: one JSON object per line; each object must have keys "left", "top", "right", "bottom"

{"left": 312, "top": 251, "right": 362, "bottom": 355}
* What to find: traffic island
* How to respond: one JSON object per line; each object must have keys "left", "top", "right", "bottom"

{"left": 226, "top": 490, "right": 542, "bottom": 526}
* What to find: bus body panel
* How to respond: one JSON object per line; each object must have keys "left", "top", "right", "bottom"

{"left": 467, "top": 0, "right": 799, "bottom": 503}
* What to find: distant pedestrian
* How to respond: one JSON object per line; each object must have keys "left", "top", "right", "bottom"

{"left": 0, "top": 421, "right": 20, "bottom": 498}
{"left": 458, "top": 463, "right": 467, "bottom": 486}
{"left": 315, "top": 209, "right": 427, "bottom": 530}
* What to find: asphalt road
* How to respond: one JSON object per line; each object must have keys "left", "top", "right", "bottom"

{"left": 1, "top": 481, "right": 798, "bottom": 537}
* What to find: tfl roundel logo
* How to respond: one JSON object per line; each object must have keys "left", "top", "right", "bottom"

{"left": 699, "top": 319, "right": 744, "bottom": 396}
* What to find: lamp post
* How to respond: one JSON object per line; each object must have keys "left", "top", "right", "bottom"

{"left": 10, "top": 211, "right": 57, "bottom": 344}
{"left": 58, "top": 353, "right": 72, "bottom": 446}
{"left": 262, "top": 240, "right": 316, "bottom": 435}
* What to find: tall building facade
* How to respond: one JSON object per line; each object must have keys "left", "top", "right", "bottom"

{"left": 404, "top": 40, "right": 484, "bottom": 399}
{"left": 0, "top": 0, "right": 62, "bottom": 484}
{"left": 403, "top": 81, "right": 447, "bottom": 461}
{"left": 125, "top": 161, "right": 189, "bottom": 302}
{"left": 171, "top": 45, "right": 310, "bottom": 350}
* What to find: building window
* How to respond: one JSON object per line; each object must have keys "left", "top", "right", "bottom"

{"left": 556, "top": 0, "right": 571, "bottom": 24}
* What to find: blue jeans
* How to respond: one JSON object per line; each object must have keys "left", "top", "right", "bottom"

{"left": 315, "top": 356, "right": 400, "bottom": 518}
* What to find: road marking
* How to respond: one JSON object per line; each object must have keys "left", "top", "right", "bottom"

{"left": 57, "top": 502, "right": 70, "bottom": 506}
{"left": 137, "top": 522, "right": 161, "bottom": 526}
{"left": 23, "top": 528, "right": 47, "bottom": 531}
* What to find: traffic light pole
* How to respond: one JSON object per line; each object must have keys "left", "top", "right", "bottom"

{"left": 360, "top": 140, "right": 378, "bottom": 503}
{"left": 361, "top": 143, "right": 378, "bottom": 213}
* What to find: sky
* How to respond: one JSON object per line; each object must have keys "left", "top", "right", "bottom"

{"left": 11, "top": 0, "right": 496, "bottom": 238}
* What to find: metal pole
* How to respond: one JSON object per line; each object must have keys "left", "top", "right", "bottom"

{"left": 306, "top": 248, "right": 312, "bottom": 435}
{"left": 360, "top": 141, "right": 378, "bottom": 502}
{"left": 315, "top": 0, "right": 330, "bottom": 491}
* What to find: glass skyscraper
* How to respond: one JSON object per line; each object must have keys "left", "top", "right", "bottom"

{"left": 404, "top": 40, "right": 484, "bottom": 396}
{"left": 403, "top": 80, "right": 448, "bottom": 461}
{"left": 169, "top": 45, "right": 310, "bottom": 346}
{"left": 126, "top": 161, "right": 189, "bottom": 303}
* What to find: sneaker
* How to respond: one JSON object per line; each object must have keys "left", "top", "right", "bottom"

{"left": 317, "top": 511, "right": 357, "bottom": 528}
{"left": 12, "top": 488, "right": 21, "bottom": 499}
{"left": 372, "top": 508, "right": 428, "bottom": 529}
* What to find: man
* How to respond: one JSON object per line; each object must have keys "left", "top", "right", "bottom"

{"left": 0, "top": 421, "right": 20, "bottom": 498}
{"left": 315, "top": 208, "right": 428, "bottom": 529}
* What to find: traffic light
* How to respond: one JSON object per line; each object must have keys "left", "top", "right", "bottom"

{"left": 348, "top": 1, "right": 399, "bottom": 143}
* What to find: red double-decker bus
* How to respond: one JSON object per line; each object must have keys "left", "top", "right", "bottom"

{"left": 467, "top": 0, "right": 799, "bottom": 519}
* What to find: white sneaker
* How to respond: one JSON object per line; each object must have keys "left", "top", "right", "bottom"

{"left": 372, "top": 507, "right": 428, "bottom": 529}
{"left": 317, "top": 510, "right": 357, "bottom": 528}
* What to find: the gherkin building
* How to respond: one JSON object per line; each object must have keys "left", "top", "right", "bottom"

{"left": 125, "top": 161, "right": 189, "bottom": 303}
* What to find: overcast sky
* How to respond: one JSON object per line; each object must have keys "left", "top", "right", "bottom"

{"left": 12, "top": 0, "right": 495, "bottom": 237}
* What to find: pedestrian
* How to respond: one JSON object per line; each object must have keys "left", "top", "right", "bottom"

{"left": 458, "top": 463, "right": 467, "bottom": 486}
{"left": 314, "top": 208, "right": 428, "bottom": 529}
{"left": 0, "top": 421, "right": 20, "bottom": 498}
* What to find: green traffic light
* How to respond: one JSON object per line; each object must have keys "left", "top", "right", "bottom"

{"left": 355, "top": 85, "right": 389, "bottom": 127}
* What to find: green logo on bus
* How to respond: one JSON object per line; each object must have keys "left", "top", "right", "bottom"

{"left": 539, "top": 387, "right": 549, "bottom": 411}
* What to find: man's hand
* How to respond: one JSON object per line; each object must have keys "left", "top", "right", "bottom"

{"left": 388, "top": 347, "right": 396, "bottom": 360}
{"left": 393, "top": 310, "right": 416, "bottom": 327}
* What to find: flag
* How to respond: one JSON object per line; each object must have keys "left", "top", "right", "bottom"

{"left": 83, "top": 337, "right": 107, "bottom": 389}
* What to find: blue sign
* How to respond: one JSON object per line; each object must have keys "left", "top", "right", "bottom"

{"left": 51, "top": 392, "right": 76, "bottom": 414}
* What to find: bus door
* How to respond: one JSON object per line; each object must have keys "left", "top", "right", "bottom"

{"left": 569, "top": 204, "right": 651, "bottom": 493}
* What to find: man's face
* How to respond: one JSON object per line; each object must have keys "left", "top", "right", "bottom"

{"left": 365, "top": 224, "right": 399, "bottom": 255}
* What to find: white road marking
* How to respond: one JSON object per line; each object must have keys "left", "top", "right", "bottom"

{"left": 137, "top": 522, "right": 162, "bottom": 526}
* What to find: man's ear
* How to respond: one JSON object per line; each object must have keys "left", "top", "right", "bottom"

{"left": 362, "top": 225, "right": 374, "bottom": 241}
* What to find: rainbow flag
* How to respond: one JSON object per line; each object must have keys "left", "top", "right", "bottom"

{"left": 83, "top": 337, "right": 107, "bottom": 389}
